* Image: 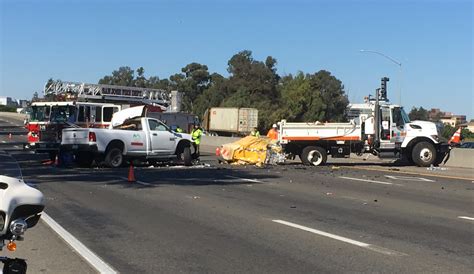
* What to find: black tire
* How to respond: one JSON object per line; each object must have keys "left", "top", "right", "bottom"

{"left": 300, "top": 146, "right": 327, "bottom": 166}
{"left": 105, "top": 147, "right": 123, "bottom": 168}
{"left": 76, "top": 152, "right": 93, "bottom": 168}
{"left": 411, "top": 141, "right": 436, "bottom": 167}
{"left": 183, "top": 146, "right": 192, "bottom": 166}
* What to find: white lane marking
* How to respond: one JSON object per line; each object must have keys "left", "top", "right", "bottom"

{"left": 119, "top": 177, "right": 154, "bottom": 186}
{"left": 339, "top": 176, "right": 396, "bottom": 185}
{"left": 458, "top": 216, "right": 474, "bottom": 221}
{"left": 41, "top": 213, "right": 117, "bottom": 273}
{"left": 226, "top": 175, "right": 262, "bottom": 183}
{"left": 272, "top": 219, "right": 406, "bottom": 256}
{"left": 385, "top": 175, "right": 434, "bottom": 182}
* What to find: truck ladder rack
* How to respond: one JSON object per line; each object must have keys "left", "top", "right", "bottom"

{"left": 44, "top": 81, "right": 171, "bottom": 106}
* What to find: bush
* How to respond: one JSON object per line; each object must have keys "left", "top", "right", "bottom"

{"left": 0, "top": 105, "right": 17, "bottom": 112}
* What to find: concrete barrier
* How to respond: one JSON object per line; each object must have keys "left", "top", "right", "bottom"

{"left": 201, "top": 135, "right": 241, "bottom": 147}
{"left": 444, "top": 148, "right": 474, "bottom": 169}
{"left": 200, "top": 135, "right": 474, "bottom": 169}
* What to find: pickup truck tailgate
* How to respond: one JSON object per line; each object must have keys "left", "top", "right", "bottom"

{"left": 62, "top": 128, "right": 90, "bottom": 145}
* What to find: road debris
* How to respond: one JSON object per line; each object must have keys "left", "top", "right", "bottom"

{"left": 218, "top": 136, "right": 285, "bottom": 166}
{"left": 427, "top": 165, "right": 448, "bottom": 171}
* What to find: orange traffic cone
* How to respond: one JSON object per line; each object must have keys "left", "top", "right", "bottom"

{"left": 128, "top": 162, "right": 136, "bottom": 183}
{"left": 215, "top": 147, "right": 221, "bottom": 156}
{"left": 449, "top": 127, "right": 462, "bottom": 145}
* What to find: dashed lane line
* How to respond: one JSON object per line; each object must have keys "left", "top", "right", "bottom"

{"left": 41, "top": 212, "right": 117, "bottom": 273}
{"left": 272, "top": 219, "right": 406, "bottom": 256}
{"left": 226, "top": 175, "right": 262, "bottom": 183}
{"left": 341, "top": 166, "right": 474, "bottom": 181}
{"left": 458, "top": 216, "right": 474, "bottom": 221}
{"left": 339, "top": 176, "right": 397, "bottom": 185}
{"left": 119, "top": 177, "right": 154, "bottom": 186}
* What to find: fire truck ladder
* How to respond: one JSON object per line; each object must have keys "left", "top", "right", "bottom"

{"left": 44, "top": 81, "right": 171, "bottom": 106}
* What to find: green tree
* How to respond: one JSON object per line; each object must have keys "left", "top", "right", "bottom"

{"left": 278, "top": 71, "right": 348, "bottom": 122}
{"left": 134, "top": 67, "right": 147, "bottom": 88}
{"left": 408, "top": 107, "right": 429, "bottom": 121}
{"left": 98, "top": 66, "right": 135, "bottom": 86}
{"left": 223, "top": 50, "right": 280, "bottom": 129}
{"left": 169, "top": 63, "right": 211, "bottom": 113}
{"left": 194, "top": 73, "right": 228, "bottom": 118}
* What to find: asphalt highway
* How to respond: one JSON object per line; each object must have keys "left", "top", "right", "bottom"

{"left": 1, "top": 113, "right": 473, "bottom": 273}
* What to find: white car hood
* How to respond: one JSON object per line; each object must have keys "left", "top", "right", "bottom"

{"left": 111, "top": 106, "right": 146, "bottom": 127}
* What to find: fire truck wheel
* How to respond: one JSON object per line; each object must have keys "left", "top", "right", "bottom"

{"left": 301, "top": 146, "right": 327, "bottom": 166}
{"left": 105, "top": 147, "right": 124, "bottom": 168}
{"left": 411, "top": 141, "right": 436, "bottom": 167}
{"left": 76, "top": 152, "right": 94, "bottom": 168}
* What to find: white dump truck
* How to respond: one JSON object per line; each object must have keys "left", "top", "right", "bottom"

{"left": 60, "top": 106, "right": 195, "bottom": 167}
{"left": 279, "top": 78, "right": 449, "bottom": 167}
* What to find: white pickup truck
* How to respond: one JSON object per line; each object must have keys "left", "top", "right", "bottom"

{"left": 60, "top": 106, "right": 195, "bottom": 167}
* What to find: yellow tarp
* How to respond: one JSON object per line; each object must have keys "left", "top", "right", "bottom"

{"left": 220, "top": 136, "right": 279, "bottom": 166}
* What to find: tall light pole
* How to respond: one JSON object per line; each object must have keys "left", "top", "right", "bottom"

{"left": 360, "top": 49, "right": 402, "bottom": 104}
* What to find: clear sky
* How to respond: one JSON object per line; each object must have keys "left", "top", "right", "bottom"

{"left": 1, "top": 0, "right": 472, "bottom": 119}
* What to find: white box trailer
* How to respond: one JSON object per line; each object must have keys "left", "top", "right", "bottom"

{"left": 203, "top": 107, "right": 258, "bottom": 136}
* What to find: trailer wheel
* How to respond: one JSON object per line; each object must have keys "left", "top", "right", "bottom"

{"left": 301, "top": 146, "right": 327, "bottom": 166}
{"left": 105, "top": 147, "right": 123, "bottom": 168}
{"left": 411, "top": 141, "right": 436, "bottom": 167}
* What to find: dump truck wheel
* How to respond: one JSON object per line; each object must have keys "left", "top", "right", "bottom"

{"left": 301, "top": 146, "right": 327, "bottom": 166}
{"left": 411, "top": 141, "right": 436, "bottom": 167}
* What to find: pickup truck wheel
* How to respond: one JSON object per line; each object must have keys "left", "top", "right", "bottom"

{"left": 411, "top": 141, "right": 436, "bottom": 167}
{"left": 105, "top": 147, "right": 123, "bottom": 168}
{"left": 76, "top": 152, "right": 93, "bottom": 168}
{"left": 301, "top": 146, "right": 327, "bottom": 166}
{"left": 182, "top": 146, "right": 192, "bottom": 166}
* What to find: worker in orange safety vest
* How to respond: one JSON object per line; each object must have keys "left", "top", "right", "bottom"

{"left": 266, "top": 124, "right": 279, "bottom": 140}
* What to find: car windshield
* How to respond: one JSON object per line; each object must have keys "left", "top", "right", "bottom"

{"left": 0, "top": 154, "right": 23, "bottom": 179}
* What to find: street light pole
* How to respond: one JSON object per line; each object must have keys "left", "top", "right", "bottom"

{"left": 360, "top": 49, "right": 402, "bottom": 104}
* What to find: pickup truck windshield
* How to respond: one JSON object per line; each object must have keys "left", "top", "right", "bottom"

{"left": 148, "top": 119, "right": 170, "bottom": 131}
